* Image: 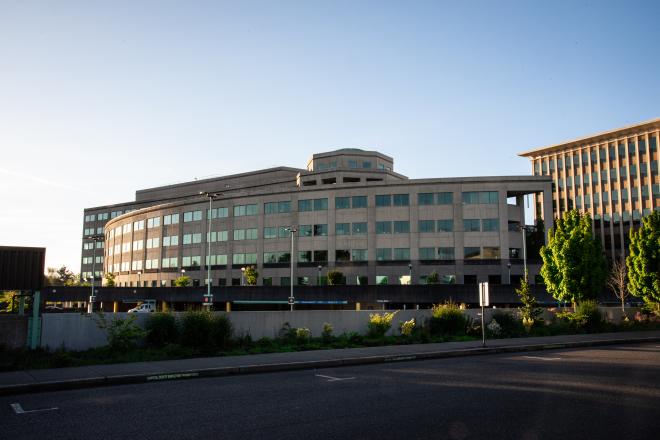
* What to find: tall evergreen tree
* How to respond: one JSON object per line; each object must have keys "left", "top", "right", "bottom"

{"left": 626, "top": 210, "right": 660, "bottom": 308}
{"left": 540, "top": 210, "right": 607, "bottom": 307}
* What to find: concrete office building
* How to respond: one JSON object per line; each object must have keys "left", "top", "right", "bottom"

{"left": 80, "top": 149, "right": 552, "bottom": 287}
{"left": 519, "top": 118, "right": 660, "bottom": 257}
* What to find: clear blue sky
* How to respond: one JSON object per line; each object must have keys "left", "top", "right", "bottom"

{"left": 1, "top": 0, "right": 658, "bottom": 272}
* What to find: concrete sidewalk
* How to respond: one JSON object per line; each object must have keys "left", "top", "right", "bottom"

{"left": 1, "top": 330, "right": 659, "bottom": 396}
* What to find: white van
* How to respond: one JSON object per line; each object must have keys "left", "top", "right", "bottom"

{"left": 127, "top": 303, "right": 156, "bottom": 313}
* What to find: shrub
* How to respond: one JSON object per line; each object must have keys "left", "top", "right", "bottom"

{"left": 367, "top": 311, "right": 399, "bottom": 337}
{"left": 556, "top": 300, "right": 603, "bottom": 332}
{"left": 321, "top": 322, "right": 333, "bottom": 342}
{"left": 399, "top": 318, "right": 415, "bottom": 336}
{"left": 210, "top": 314, "right": 233, "bottom": 349}
{"left": 95, "top": 313, "right": 146, "bottom": 351}
{"left": 486, "top": 319, "right": 502, "bottom": 337}
{"left": 180, "top": 310, "right": 213, "bottom": 349}
{"left": 294, "top": 327, "right": 311, "bottom": 341}
{"left": 145, "top": 313, "right": 178, "bottom": 347}
{"left": 491, "top": 312, "right": 525, "bottom": 338}
{"left": 429, "top": 302, "right": 468, "bottom": 337}
{"left": 327, "top": 270, "right": 344, "bottom": 285}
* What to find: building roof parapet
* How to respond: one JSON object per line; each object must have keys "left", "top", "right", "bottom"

{"left": 518, "top": 117, "right": 660, "bottom": 158}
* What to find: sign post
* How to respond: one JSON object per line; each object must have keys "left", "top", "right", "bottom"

{"left": 479, "top": 282, "right": 489, "bottom": 347}
{"left": 203, "top": 293, "right": 213, "bottom": 307}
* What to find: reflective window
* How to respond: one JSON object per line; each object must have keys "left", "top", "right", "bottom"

{"left": 418, "top": 220, "right": 435, "bottom": 233}
{"left": 376, "top": 221, "right": 392, "bottom": 234}
{"left": 352, "top": 222, "right": 367, "bottom": 234}
{"left": 336, "top": 223, "right": 350, "bottom": 235}
{"left": 375, "top": 195, "right": 391, "bottom": 207}
{"left": 393, "top": 221, "right": 410, "bottom": 233}
{"left": 418, "top": 193, "right": 434, "bottom": 205}
{"left": 376, "top": 248, "right": 392, "bottom": 261}
{"left": 352, "top": 196, "right": 368, "bottom": 208}
{"left": 393, "top": 194, "right": 409, "bottom": 206}
{"left": 335, "top": 197, "right": 350, "bottom": 209}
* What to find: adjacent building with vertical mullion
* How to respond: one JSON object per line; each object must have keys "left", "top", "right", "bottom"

{"left": 519, "top": 118, "right": 660, "bottom": 257}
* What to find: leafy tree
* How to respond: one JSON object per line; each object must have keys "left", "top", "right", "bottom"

{"left": 0, "top": 291, "right": 22, "bottom": 313}
{"left": 244, "top": 266, "right": 258, "bottom": 286}
{"left": 44, "top": 267, "right": 61, "bottom": 286}
{"left": 104, "top": 272, "right": 116, "bottom": 287}
{"left": 627, "top": 210, "right": 660, "bottom": 311}
{"left": 56, "top": 266, "right": 77, "bottom": 286}
{"left": 540, "top": 210, "right": 607, "bottom": 308}
{"left": 426, "top": 271, "right": 440, "bottom": 284}
{"left": 326, "top": 270, "right": 344, "bottom": 285}
{"left": 174, "top": 275, "right": 191, "bottom": 287}
{"left": 516, "top": 270, "right": 542, "bottom": 326}
{"left": 607, "top": 258, "right": 629, "bottom": 316}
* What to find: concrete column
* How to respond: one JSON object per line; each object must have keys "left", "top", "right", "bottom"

{"left": 113, "top": 301, "right": 119, "bottom": 313}
{"left": 225, "top": 301, "right": 231, "bottom": 313}
{"left": 355, "top": 302, "right": 361, "bottom": 311}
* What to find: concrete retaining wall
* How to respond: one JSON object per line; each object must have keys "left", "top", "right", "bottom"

{"left": 40, "top": 307, "right": 638, "bottom": 351}
{"left": 0, "top": 315, "right": 28, "bottom": 350}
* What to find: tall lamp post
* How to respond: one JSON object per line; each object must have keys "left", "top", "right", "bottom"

{"left": 507, "top": 262, "right": 512, "bottom": 285}
{"left": 519, "top": 225, "right": 536, "bottom": 282}
{"left": 87, "top": 234, "right": 104, "bottom": 314}
{"left": 200, "top": 192, "right": 221, "bottom": 305}
{"left": 285, "top": 226, "right": 297, "bottom": 311}
{"left": 317, "top": 265, "right": 322, "bottom": 286}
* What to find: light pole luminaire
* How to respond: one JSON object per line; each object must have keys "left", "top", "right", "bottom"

{"left": 286, "top": 226, "right": 297, "bottom": 311}
{"left": 200, "top": 192, "right": 221, "bottom": 304}
{"left": 87, "top": 234, "right": 104, "bottom": 314}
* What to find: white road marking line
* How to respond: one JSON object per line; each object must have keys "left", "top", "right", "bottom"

{"left": 10, "top": 403, "right": 59, "bottom": 414}
{"left": 522, "top": 356, "right": 562, "bottom": 361}
{"left": 315, "top": 374, "right": 356, "bottom": 382}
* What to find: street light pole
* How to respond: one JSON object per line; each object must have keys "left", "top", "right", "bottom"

{"left": 200, "top": 192, "right": 221, "bottom": 301}
{"left": 519, "top": 225, "right": 535, "bottom": 282}
{"left": 285, "top": 226, "right": 297, "bottom": 311}
{"left": 318, "top": 265, "right": 322, "bottom": 286}
{"left": 87, "top": 234, "right": 104, "bottom": 314}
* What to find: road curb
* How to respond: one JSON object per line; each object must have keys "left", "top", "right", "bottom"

{"left": 2, "top": 335, "right": 659, "bottom": 396}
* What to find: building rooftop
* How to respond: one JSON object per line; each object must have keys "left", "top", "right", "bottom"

{"left": 518, "top": 117, "right": 660, "bottom": 158}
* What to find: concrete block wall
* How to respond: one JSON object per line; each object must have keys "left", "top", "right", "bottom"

{"left": 40, "top": 307, "right": 639, "bottom": 351}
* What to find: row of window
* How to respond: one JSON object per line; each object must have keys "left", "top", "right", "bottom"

{"left": 107, "top": 217, "right": 504, "bottom": 256}
{"left": 82, "top": 242, "right": 104, "bottom": 250}
{"left": 83, "top": 227, "right": 103, "bottom": 236}
{"left": 81, "top": 256, "right": 103, "bottom": 264}
{"left": 100, "top": 191, "right": 502, "bottom": 238}
{"left": 108, "top": 245, "right": 506, "bottom": 269}
{"left": 84, "top": 212, "right": 109, "bottom": 223}
{"left": 534, "top": 137, "right": 658, "bottom": 174}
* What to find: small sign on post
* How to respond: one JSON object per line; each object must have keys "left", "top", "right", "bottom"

{"left": 203, "top": 293, "right": 213, "bottom": 306}
{"left": 478, "top": 282, "right": 489, "bottom": 347}
{"left": 288, "top": 297, "right": 295, "bottom": 305}
{"left": 479, "top": 282, "right": 489, "bottom": 307}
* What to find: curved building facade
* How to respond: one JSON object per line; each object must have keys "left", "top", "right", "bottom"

{"left": 81, "top": 149, "right": 552, "bottom": 287}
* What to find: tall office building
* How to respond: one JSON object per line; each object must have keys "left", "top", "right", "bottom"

{"left": 519, "top": 118, "right": 660, "bottom": 257}
{"left": 81, "top": 149, "right": 551, "bottom": 287}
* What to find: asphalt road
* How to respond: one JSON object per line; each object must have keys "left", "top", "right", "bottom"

{"left": 1, "top": 343, "right": 659, "bottom": 440}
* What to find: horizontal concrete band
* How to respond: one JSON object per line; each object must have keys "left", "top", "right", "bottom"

{"left": 2, "top": 334, "right": 658, "bottom": 397}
